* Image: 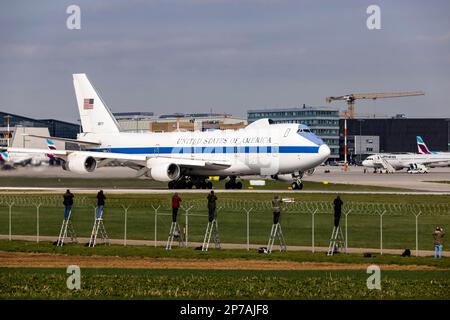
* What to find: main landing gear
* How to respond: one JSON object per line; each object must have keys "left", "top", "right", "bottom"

{"left": 225, "top": 177, "right": 243, "bottom": 190}
{"left": 168, "top": 177, "right": 213, "bottom": 189}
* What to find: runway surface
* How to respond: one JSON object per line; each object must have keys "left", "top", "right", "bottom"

{"left": 2, "top": 165, "right": 450, "bottom": 193}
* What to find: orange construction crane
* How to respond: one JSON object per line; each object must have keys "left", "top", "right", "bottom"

{"left": 325, "top": 91, "right": 425, "bottom": 118}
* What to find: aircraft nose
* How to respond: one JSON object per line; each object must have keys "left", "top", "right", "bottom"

{"left": 318, "top": 144, "right": 330, "bottom": 161}
{"left": 362, "top": 160, "right": 369, "bottom": 166}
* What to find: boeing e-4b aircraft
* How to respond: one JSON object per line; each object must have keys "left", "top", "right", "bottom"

{"left": 7, "top": 74, "right": 331, "bottom": 189}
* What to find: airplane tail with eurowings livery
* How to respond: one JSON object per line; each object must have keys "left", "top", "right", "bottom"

{"left": 416, "top": 136, "right": 432, "bottom": 154}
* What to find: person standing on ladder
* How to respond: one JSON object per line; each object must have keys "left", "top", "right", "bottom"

{"left": 63, "top": 189, "right": 74, "bottom": 220}
{"left": 171, "top": 192, "right": 182, "bottom": 223}
{"left": 96, "top": 190, "right": 106, "bottom": 220}
{"left": 272, "top": 195, "right": 282, "bottom": 224}
{"left": 207, "top": 191, "right": 217, "bottom": 222}
{"left": 333, "top": 195, "right": 343, "bottom": 227}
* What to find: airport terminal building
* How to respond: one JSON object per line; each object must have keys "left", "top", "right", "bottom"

{"left": 247, "top": 105, "right": 340, "bottom": 159}
{"left": 0, "top": 111, "right": 80, "bottom": 149}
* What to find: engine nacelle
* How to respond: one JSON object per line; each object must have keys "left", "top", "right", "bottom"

{"left": 62, "top": 153, "right": 97, "bottom": 174}
{"left": 147, "top": 162, "right": 181, "bottom": 182}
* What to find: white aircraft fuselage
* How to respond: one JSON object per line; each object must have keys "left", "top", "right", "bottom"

{"left": 362, "top": 153, "right": 450, "bottom": 170}
{"left": 82, "top": 122, "right": 330, "bottom": 177}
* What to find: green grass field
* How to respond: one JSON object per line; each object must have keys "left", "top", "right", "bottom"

{"left": 1, "top": 267, "right": 449, "bottom": 299}
{"left": 0, "top": 192, "right": 449, "bottom": 251}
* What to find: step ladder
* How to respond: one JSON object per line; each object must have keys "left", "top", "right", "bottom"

{"left": 56, "top": 210, "right": 77, "bottom": 246}
{"left": 327, "top": 225, "right": 346, "bottom": 256}
{"left": 267, "top": 223, "right": 287, "bottom": 253}
{"left": 166, "top": 222, "right": 185, "bottom": 250}
{"left": 88, "top": 218, "right": 110, "bottom": 247}
{"left": 202, "top": 219, "right": 221, "bottom": 251}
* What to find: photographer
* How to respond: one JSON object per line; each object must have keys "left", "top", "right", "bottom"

{"left": 432, "top": 226, "right": 445, "bottom": 259}
{"left": 207, "top": 191, "right": 217, "bottom": 222}
{"left": 333, "top": 195, "right": 343, "bottom": 227}
{"left": 171, "top": 192, "right": 182, "bottom": 223}
{"left": 272, "top": 195, "right": 282, "bottom": 224}
{"left": 63, "top": 189, "right": 74, "bottom": 220}
{"left": 96, "top": 190, "right": 106, "bottom": 220}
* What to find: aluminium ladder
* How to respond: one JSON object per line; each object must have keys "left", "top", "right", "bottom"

{"left": 56, "top": 210, "right": 78, "bottom": 246}
{"left": 327, "top": 225, "right": 346, "bottom": 256}
{"left": 202, "top": 219, "right": 221, "bottom": 251}
{"left": 267, "top": 223, "right": 287, "bottom": 253}
{"left": 166, "top": 222, "right": 185, "bottom": 250}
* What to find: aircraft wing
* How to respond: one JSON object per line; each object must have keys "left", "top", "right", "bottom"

{"left": 420, "top": 159, "right": 450, "bottom": 166}
{"left": 22, "top": 134, "right": 101, "bottom": 146}
{"left": 6, "top": 147, "right": 231, "bottom": 170}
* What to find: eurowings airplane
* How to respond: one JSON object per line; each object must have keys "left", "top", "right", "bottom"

{"left": 6, "top": 74, "right": 330, "bottom": 190}
{"left": 362, "top": 136, "right": 450, "bottom": 172}
{"left": 1, "top": 139, "right": 57, "bottom": 166}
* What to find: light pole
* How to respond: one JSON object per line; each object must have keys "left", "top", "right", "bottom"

{"left": 446, "top": 119, "right": 450, "bottom": 151}
{"left": 357, "top": 119, "right": 364, "bottom": 163}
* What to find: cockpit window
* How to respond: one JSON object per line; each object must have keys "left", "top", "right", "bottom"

{"left": 284, "top": 128, "right": 291, "bottom": 137}
{"left": 297, "top": 128, "right": 311, "bottom": 133}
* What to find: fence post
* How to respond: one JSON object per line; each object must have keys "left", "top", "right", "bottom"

{"left": 243, "top": 208, "right": 253, "bottom": 251}
{"left": 183, "top": 205, "right": 193, "bottom": 247}
{"left": 414, "top": 211, "right": 421, "bottom": 257}
{"left": 344, "top": 209, "right": 351, "bottom": 252}
{"left": 152, "top": 205, "right": 160, "bottom": 248}
{"left": 379, "top": 210, "right": 386, "bottom": 255}
{"left": 122, "top": 205, "right": 130, "bottom": 246}
{"left": 35, "top": 203, "right": 42, "bottom": 243}
{"left": 8, "top": 202, "right": 14, "bottom": 241}
{"left": 311, "top": 209, "right": 318, "bottom": 253}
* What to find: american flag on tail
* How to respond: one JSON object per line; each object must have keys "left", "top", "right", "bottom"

{"left": 84, "top": 98, "right": 94, "bottom": 109}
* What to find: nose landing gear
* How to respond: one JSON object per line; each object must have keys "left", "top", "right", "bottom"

{"left": 291, "top": 180, "right": 304, "bottom": 190}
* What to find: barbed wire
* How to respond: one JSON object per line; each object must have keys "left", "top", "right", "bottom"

{"left": 0, "top": 194, "right": 449, "bottom": 216}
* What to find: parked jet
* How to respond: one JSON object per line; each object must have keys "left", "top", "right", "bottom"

{"left": 362, "top": 150, "right": 450, "bottom": 173}
{"left": 6, "top": 74, "right": 330, "bottom": 189}
{"left": 1, "top": 139, "right": 57, "bottom": 166}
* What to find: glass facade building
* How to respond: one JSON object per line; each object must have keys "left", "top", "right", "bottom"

{"left": 0, "top": 112, "right": 80, "bottom": 139}
{"left": 247, "top": 106, "right": 340, "bottom": 159}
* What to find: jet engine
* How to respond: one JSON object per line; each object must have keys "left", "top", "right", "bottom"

{"left": 147, "top": 162, "right": 181, "bottom": 181}
{"left": 62, "top": 153, "right": 97, "bottom": 174}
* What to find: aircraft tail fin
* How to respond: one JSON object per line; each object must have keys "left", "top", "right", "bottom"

{"left": 0, "top": 151, "right": 10, "bottom": 162}
{"left": 417, "top": 136, "right": 431, "bottom": 154}
{"left": 73, "top": 73, "right": 121, "bottom": 134}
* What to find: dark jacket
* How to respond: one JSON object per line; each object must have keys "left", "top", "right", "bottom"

{"left": 97, "top": 192, "right": 106, "bottom": 206}
{"left": 63, "top": 192, "right": 74, "bottom": 206}
{"left": 207, "top": 194, "right": 217, "bottom": 210}
{"left": 333, "top": 197, "right": 343, "bottom": 216}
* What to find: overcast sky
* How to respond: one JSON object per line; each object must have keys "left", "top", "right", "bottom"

{"left": 1, "top": 0, "right": 449, "bottom": 123}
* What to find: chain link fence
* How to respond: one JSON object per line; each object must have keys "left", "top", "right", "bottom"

{"left": 0, "top": 195, "right": 449, "bottom": 255}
